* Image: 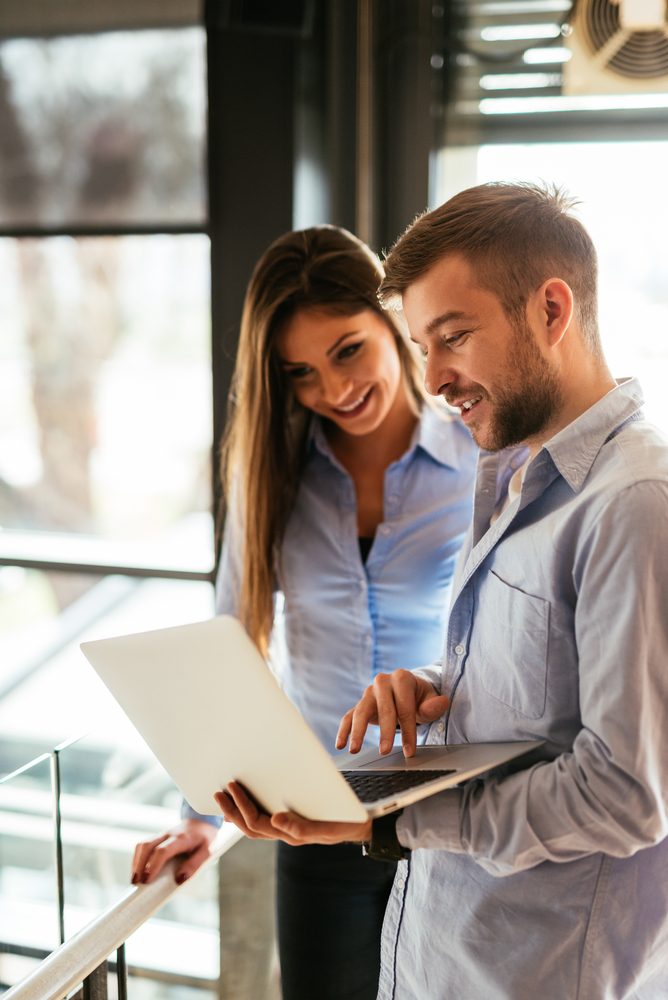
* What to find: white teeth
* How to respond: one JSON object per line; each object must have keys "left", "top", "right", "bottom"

{"left": 336, "top": 391, "right": 369, "bottom": 413}
{"left": 461, "top": 397, "right": 481, "bottom": 411}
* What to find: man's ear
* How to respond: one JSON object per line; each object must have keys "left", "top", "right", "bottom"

{"left": 532, "top": 278, "right": 573, "bottom": 348}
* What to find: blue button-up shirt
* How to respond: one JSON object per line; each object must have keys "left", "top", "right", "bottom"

{"left": 385, "top": 379, "right": 668, "bottom": 1000}
{"left": 182, "top": 406, "right": 477, "bottom": 824}
{"left": 218, "top": 406, "right": 477, "bottom": 753}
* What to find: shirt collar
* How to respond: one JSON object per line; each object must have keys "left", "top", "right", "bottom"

{"left": 413, "top": 406, "right": 468, "bottom": 471}
{"left": 540, "top": 377, "right": 644, "bottom": 492}
{"left": 307, "top": 406, "right": 468, "bottom": 472}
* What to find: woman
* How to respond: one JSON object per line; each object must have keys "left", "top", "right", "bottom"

{"left": 132, "top": 226, "right": 477, "bottom": 1000}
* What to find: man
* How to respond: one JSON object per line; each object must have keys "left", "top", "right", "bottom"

{"left": 219, "top": 183, "right": 668, "bottom": 999}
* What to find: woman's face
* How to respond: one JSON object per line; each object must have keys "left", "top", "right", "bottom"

{"left": 275, "top": 307, "right": 406, "bottom": 437}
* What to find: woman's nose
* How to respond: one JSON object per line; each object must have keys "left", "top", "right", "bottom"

{"left": 321, "top": 370, "right": 354, "bottom": 405}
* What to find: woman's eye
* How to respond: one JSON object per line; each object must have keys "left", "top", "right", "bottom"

{"left": 286, "top": 366, "right": 311, "bottom": 379}
{"left": 338, "top": 342, "right": 362, "bottom": 360}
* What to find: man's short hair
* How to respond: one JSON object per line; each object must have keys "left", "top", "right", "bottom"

{"left": 380, "top": 182, "right": 602, "bottom": 360}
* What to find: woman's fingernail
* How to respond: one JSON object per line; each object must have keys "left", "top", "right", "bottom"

{"left": 380, "top": 740, "right": 390, "bottom": 754}
{"left": 350, "top": 740, "right": 359, "bottom": 752}
{"left": 140, "top": 872, "right": 149, "bottom": 884}
{"left": 131, "top": 873, "right": 139, "bottom": 885}
{"left": 176, "top": 873, "right": 188, "bottom": 885}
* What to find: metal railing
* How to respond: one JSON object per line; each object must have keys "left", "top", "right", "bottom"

{"left": 0, "top": 736, "right": 243, "bottom": 999}
{"left": 1, "top": 828, "right": 242, "bottom": 1000}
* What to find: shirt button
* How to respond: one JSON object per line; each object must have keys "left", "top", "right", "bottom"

{"left": 396, "top": 878, "right": 405, "bottom": 890}
{"left": 364, "top": 636, "right": 373, "bottom": 646}
{"left": 511, "top": 460, "right": 518, "bottom": 470}
{"left": 454, "top": 644, "right": 465, "bottom": 655}
{"left": 388, "top": 495, "right": 398, "bottom": 504}
{"left": 379, "top": 525, "right": 391, "bottom": 536}
{"left": 436, "top": 721, "right": 445, "bottom": 732}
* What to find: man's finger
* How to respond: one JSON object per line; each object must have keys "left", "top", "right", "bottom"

{"left": 335, "top": 708, "right": 354, "bottom": 750}
{"left": 270, "top": 811, "right": 371, "bottom": 846}
{"left": 416, "top": 693, "right": 449, "bottom": 723}
{"left": 374, "top": 672, "right": 404, "bottom": 754}
{"left": 392, "top": 670, "right": 421, "bottom": 757}
{"left": 214, "top": 791, "right": 304, "bottom": 846}
{"left": 214, "top": 789, "right": 270, "bottom": 839}
{"left": 349, "top": 685, "right": 382, "bottom": 753}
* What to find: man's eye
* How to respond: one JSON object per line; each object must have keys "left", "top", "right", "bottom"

{"left": 338, "top": 342, "right": 362, "bottom": 360}
{"left": 445, "top": 332, "right": 466, "bottom": 347}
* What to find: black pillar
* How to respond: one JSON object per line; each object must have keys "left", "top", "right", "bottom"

{"left": 205, "top": 2, "right": 297, "bottom": 528}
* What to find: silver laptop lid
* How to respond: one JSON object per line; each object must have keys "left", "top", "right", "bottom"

{"left": 81, "top": 615, "right": 368, "bottom": 823}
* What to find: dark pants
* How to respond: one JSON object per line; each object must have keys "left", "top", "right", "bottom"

{"left": 276, "top": 841, "right": 397, "bottom": 1000}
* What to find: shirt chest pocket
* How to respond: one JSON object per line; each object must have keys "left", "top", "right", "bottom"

{"left": 470, "top": 570, "right": 550, "bottom": 720}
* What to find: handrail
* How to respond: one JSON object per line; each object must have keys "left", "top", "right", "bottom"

{"left": 2, "top": 824, "right": 243, "bottom": 1000}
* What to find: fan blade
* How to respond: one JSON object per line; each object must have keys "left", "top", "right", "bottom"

{"left": 591, "top": 27, "right": 633, "bottom": 69}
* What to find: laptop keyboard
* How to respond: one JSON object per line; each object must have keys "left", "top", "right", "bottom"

{"left": 340, "top": 769, "right": 456, "bottom": 803}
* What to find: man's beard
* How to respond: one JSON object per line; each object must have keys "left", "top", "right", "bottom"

{"left": 450, "top": 319, "right": 563, "bottom": 453}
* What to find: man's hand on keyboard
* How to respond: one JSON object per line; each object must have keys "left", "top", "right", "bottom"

{"left": 336, "top": 669, "right": 449, "bottom": 758}
{"left": 214, "top": 782, "right": 372, "bottom": 846}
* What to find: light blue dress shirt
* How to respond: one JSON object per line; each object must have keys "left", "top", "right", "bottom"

{"left": 182, "top": 406, "right": 477, "bottom": 823}
{"left": 384, "top": 379, "right": 668, "bottom": 1000}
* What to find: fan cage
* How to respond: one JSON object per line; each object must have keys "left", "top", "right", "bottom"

{"left": 581, "top": 0, "right": 668, "bottom": 78}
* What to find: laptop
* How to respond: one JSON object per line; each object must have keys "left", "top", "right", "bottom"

{"left": 80, "top": 615, "right": 543, "bottom": 823}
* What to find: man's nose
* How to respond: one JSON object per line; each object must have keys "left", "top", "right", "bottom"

{"left": 424, "top": 354, "right": 454, "bottom": 398}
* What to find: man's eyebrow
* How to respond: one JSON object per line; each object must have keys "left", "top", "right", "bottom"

{"left": 424, "top": 310, "right": 475, "bottom": 335}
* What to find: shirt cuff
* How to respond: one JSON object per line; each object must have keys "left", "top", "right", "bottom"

{"left": 181, "top": 799, "right": 224, "bottom": 828}
{"left": 395, "top": 787, "right": 464, "bottom": 852}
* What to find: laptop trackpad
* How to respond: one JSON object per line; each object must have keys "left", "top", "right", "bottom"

{"left": 350, "top": 745, "right": 465, "bottom": 771}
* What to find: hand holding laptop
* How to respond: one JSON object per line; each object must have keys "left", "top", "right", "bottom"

{"left": 215, "top": 780, "right": 372, "bottom": 847}
{"left": 81, "top": 616, "right": 542, "bottom": 866}
{"left": 215, "top": 670, "right": 447, "bottom": 849}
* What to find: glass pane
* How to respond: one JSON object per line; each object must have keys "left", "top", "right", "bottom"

{"left": 0, "top": 577, "right": 215, "bottom": 762}
{"left": 433, "top": 141, "right": 668, "bottom": 434}
{"left": 0, "top": 233, "right": 213, "bottom": 573}
{"left": 0, "top": 27, "right": 206, "bottom": 228}
{"left": 0, "top": 755, "right": 60, "bottom": 963}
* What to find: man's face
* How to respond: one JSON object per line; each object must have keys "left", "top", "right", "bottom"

{"left": 401, "top": 254, "right": 563, "bottom": 453}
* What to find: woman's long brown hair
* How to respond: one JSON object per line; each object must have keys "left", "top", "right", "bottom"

{"left": 220, "top": 225, "right": 429, "bottom": 655}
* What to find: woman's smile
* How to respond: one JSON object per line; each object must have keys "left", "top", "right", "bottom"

{"left": 331, "top": 386, "right": 374, "bottom": 419}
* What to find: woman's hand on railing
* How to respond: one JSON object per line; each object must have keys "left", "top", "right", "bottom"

{"left": 131, "top": 818, "right": 219, "bottom": 886}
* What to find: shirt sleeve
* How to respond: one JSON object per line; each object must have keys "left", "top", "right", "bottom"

{"left": 181, "top": 799, "right": 224, "bottom": 827}
{"left": 214, "top": 510, "right": 244, "bottom": 617}
{"left": 411, "top": 659, "right": 443, "bottom": 691}
{"left": 397, "top": 481, "right": 668, "bottom": 875}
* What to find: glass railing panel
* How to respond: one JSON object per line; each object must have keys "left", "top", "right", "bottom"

{"left": 0, "top": 752, "right": 61, "bottom": 988}
{"left": 57, "top": 725, "right": 220, "bottom": 991}
{"left": 1, "top": 574, "right": 219, "bottom": 995}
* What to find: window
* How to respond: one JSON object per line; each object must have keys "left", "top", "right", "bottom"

{"left": 433, "top": 139, "right": 668, "bottom": 434}
{"left": 0, "top": 10, "right": 218, "bottom": 997}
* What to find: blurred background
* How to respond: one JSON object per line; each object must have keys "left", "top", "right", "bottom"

{"left": 1, "top": 1, "right": 667, "bottom": 998}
